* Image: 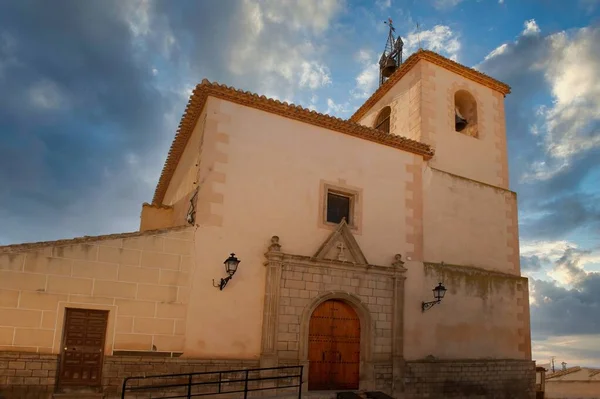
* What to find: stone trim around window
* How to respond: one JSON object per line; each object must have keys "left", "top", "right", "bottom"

{"left": 318, "top": 180, "right": 363, "bottom": 235}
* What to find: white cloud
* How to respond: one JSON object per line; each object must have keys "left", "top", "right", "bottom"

{"left": 29, "top": 80, "right": 68, "bottom": 110}
{"left": 259, "top": 0, "right": 343, "bottom": 34}
{"left": 376, "top": 0, "right": 392, "bottom": 9}
{"left": 325, "top": 98, "right": 351, "bottom": 116}
{"left": 227, "top": 0, "right": 341, "bottom": 98}
{"left": 350, "top": 49, "right": 379, "bottom": 99}
{"left": 123, "top": 0, "right": 151, "bottom": 37}
{"left": 299, "top": 61, "right": 332, "bottom": 90}
{"left": 499, "top": 0, "right": 504, "bottom": 3}
{"left": 433, "top": 0, "right": 463, "bottom": 10}
{"left": 527, "top": 27, "right": 600, "bottom": 176}
{"left": 481, "top": 23, "right": 600, "bottom": 183}
{"left": 483, "top": 43, "right": 508, "bottom": 61}
{"left": 403, "top": 25, "right": 461, "bottom": 61}
{"left": 533, "top": 335, "right": 600, "bottom": 368}
{"left": 522, "top": 19, "right": 541, "bottom": 36}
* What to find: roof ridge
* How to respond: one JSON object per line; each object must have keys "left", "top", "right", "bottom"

{"left": 0, "top": 225, "right": 191, "bottom": 253}
{"left": 349, "top": 49, "right": 511, "bottom": 123}
{"left": 151, "top": 80, "right": 435, "bottom": 204}
{"left": 546, "top": 366, "right": 582, "bottom": 379}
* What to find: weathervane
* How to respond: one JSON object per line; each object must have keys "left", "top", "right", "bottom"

{"left": 379, "top": 17, "right": 404, "bottom": 86}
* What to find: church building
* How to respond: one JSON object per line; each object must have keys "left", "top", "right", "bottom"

{"left": 0, "top": 27, "right": 535, "bottom": 399}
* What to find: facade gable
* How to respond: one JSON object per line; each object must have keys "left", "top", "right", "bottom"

{"left": 312, "top": 219, "right": 368, "bottom": 265}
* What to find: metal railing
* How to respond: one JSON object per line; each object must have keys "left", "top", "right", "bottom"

{"left": 121, "top": 365, "right": 303, "bottom": 399}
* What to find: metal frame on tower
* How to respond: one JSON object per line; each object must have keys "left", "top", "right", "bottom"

{"left": 379, "top": 18, "right": 404, "bottom": 86}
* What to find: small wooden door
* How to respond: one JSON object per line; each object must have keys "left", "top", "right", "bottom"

{"left": 58, "top": 308, "right": 109, "bottom": 388}
{"left": 308, "top": 300, "right": 360, "bottom": 390}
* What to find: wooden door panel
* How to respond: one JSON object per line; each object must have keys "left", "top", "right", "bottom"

{"left": 58, "top": 308, "right": 108, "bottom": 388}
{"left": 308, "top": 300, "right": 360, "bottom": 391}
{"left": 308, "top": 300, "right": 333, "bottom": 390}
{"left": 331, "top": 301, "right": 360, "bottom": 390}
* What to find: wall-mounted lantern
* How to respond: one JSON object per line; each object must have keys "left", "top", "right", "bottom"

{"left": 421, "top": 282, "right": 447, "bottom": 312}
{"left": 212, "top": 253, "right": 241, "bottom": 291}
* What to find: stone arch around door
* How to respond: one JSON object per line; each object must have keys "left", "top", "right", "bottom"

{"left": 299, "top": 291, "right": 375, "bottom": 391}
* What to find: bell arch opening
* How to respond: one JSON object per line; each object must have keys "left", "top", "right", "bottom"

{"left": 374, "top": 106, "right": 391, "bottom": 133}
{"left": 454, "top": 89, "right": 478, "bottom": 138}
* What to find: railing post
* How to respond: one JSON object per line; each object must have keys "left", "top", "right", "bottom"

{"left": 187, "top": 373, "right": 192, "bottom": 399}
{"left": 244, "top": 369, "right": 249, "bottom": 399}
{"left": 218, "top": 371, "right": 222, "bottom": 393}
{"left": 298, "top": 366, "right": 303, "bottom": 399}
{"left": 121, "top": 377, "right": 128, "bottom": 399}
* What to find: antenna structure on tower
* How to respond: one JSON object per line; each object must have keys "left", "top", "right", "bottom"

{"left": 379, "top": 18, "right": 404, "bottom": 87}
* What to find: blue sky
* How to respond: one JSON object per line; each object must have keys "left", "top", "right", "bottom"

{"left": 0, "top": 0, "right": 599, "bottom": 367}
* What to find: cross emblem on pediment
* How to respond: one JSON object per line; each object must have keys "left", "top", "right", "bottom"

{"left": 312, "top": 219, "right": 368, "bottom": 265}
{"left": 336, "top": 241, "right": 346, "bottom": 261}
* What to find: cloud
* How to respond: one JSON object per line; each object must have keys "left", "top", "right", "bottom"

{"left": 299, "top": 61, "right": 332, "bottom": 90}
{"left": 521, "top": 255, "right": 546, "bottom": 272}
{"left": 403, "top": 25, "right": 461, "bottom": 61}
{"left": 522, "top": 19, "right": 541, "bottom": 36}
{"left": 477, "top": 22, "right": 600, "bottom": 252}
{"left": 351, "top": 49, "right": 379, "bottom": 99}
{"left": 0, "top": 0, "right": 177, "bottom": 244}
{"left": 224, "top": 0, "right": 341, "bottom": 98}
{"left": 433, "top": 0, "right": 463, "bottom": 10}
{"left": 532, "top": 335, "right": 600, "bottom": 368}
{"left": 325, "top": 98, "right": 351, "bottom": 116}
{"left": 376, "top": 0, "right": 392, "bottom": 9}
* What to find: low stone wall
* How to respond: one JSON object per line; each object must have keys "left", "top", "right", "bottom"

{"left": 0, "top": 351, "right": 259, "bottom": 398}
{"left": 404, "top": 359, "right": 536, "bottom": 399}
{"left": 104, "top": 355, "right": 260, "bottom": 397}
{"left": 373, "top": 362, "right": 393, "bottom": 393}
{"left": 0, "top": 351, "right": 58, "bottom": 399}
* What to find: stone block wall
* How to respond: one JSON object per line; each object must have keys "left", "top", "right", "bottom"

{"left": 277, "top": 262, "right": 395, "bottom": 361}
{"left": 0, "top": 226, "right": 193, "bottom": 354}
{"left": 103, "top": 356, "right": 259, "bottom": 397}
{"left": 0, "top": 351, "right": 58, "bottom": 399}
{"left": 0, "top": 351, "right": 260, "bottom": 398}
{"left": 404, "top": 359, "right": 536, "bottom": 399}
{"left": 373, "top": 362, "right": 393, "bottom": 393}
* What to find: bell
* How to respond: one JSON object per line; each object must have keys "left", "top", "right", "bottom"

{"left": 455, "top": 110, "right": 468, "bottom": 132}
{"left": 381, "top": 57, "right": 397, "bottom": 78}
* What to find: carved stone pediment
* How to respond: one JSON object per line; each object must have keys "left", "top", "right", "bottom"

{"left": 312, "top": 219, "right": 368, "bottom": 265}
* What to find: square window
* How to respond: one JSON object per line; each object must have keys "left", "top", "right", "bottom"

{"left": 326, "top": 192, "right": 351, "bottom": 224}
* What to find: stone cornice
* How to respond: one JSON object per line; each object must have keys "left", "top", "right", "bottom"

{"left": 0, "top": 225, "right": 191, "bottom": 254}
{"left": 152, "top": 80, "right": 435, "bottom": 205}
{"left": 281, "top": 253, "right": 405, "bottom": 277}
{"left": 349, "top": 49, "right": 511, "bottom": 123}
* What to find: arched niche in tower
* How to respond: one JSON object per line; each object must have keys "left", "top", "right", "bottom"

{"left": 374, "top": 106, "right": 391, "bottom": 133}
{"left": 454, "top": 90, "right": 478, "bottom": 138}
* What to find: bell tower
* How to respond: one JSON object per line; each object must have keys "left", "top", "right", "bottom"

{"left": 379, "top": 18, "right": 404, "bottom": 86}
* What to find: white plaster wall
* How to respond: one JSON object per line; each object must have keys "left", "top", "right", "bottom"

{"left": 422, "top": 168, "right": 517, "bottom": 274}
{"left": 403, "top": 262, "right": 529, "bottom": 361}
{"left": 423, "top": 62, "right": 507, "bottom": 188}
{"left": 185, "top": 98, "right": 414, "bottom": 358}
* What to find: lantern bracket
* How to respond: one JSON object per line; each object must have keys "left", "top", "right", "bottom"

{"left": 213, "top": 275, "right": 232, "bottom": 291}
{"left": 421, "top": 282, "right": 447, "bottom": 312}
{"left": 421, "top": 300, "right": 440, "bottom": 312}
{"left": 213, "top": 253, "right": 241, "bottom": 291}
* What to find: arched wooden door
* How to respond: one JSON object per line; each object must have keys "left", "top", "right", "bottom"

{"left": 308, "top": 299, "right": 360, "bottom": 390}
